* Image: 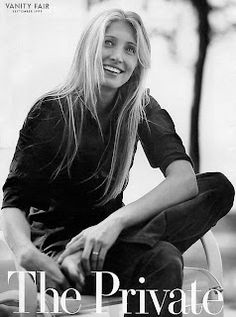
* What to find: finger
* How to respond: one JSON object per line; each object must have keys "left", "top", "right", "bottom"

{"left": 77, "top": 261, "right": 85, "bottom": 284}
{"left": 44, "top": 271, "right": 70, "bottom": 294}
{"left": 34, "top": 252, "right": 71, "bottom": 293}
{"left": 45, "top": 260, "right": 71, "bottom": 291}
{"left": 72, "top": 269, "right": 85, "bottom": 291}
{"left": 67, "top": 233, "right": 83, "bottom": 247}
{"left": 81, "top": 242, "right": 93, "bottom": 276}
{"left": 57, "top": 241, "right": 84, "bottom": 264}
{"left": 90, "top": 246, "right": 102, "bottom": 271}
{"left": 52, "top": 268, "right": 71, "bottom": 292}
{"left": 61, "top": 262, "right": 84, "bottom": 292}
{"left": 59, "top": 275, "right": 71, "bottom": 292}
{"left": 97, "top": 247, "right": 108, "bottom": 271}
{"left": 66, "top": 239, "right": 84, "bottom": 253}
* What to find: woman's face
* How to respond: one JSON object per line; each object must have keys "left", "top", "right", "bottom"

{"left": 101, "top": 20, "right": 138, "bottom": 94}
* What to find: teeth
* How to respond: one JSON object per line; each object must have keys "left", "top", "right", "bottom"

{"left": 104, "top": 65, "right": 122, "bottom": 74}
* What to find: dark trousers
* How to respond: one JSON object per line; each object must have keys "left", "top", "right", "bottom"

{"left": 92, "top": 172, "right": 235, "bottom": 316}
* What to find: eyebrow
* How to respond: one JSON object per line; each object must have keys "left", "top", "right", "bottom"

{"left": 105, "top": 35, "right": 137, "bottom": 47}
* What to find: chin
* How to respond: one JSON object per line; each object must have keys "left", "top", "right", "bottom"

{"left": 102, "top": 81, "right": 123, "bottom": 91}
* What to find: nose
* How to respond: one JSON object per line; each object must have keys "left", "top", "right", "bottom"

{"left": 109, "top": 47, "right": 123, "bottom": 63}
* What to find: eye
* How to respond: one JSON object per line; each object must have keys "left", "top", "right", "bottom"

{"left": 126, "top": 45, "right": 136, "bottom": 55}
{"left": 104, "top": 39, "right": 114, "bottom": 47}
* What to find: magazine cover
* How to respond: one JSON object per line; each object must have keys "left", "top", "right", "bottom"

{"left": 0, "top": 0, "right": 236, "bottom": 316}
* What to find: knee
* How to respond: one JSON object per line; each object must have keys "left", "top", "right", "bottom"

{"left": 211, "top": 172, "right": 235, "bottom": 213}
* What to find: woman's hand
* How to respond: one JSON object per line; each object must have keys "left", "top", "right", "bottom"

{"left": 60, "top": 251, "right": 85, "bottom": 293}
{"left": 58, "top": 217, "right": 123, "bottom": 275}
{"left": 18, "top": 246, "right": 70, "bottom": 293}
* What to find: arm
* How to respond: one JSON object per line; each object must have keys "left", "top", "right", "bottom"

{"left": 1, "top": 208, "right": 70, "bottom": 292}
{"left": 1, "top": 207, "right": 33, "bottom": 261}
{"left": 115, "top": 96, "right": 198, "bottom": 227}
{"left": 58, "top": 160, "right": 198, "bottom": 273}
{"left": 108, "top": 159, "right": 198, "bottom": 229}
{"left": 58, "top": 98, "right": 197, "bottom": 273}
{"left": 1, "top": 99, "right": 70, "bottom": 291}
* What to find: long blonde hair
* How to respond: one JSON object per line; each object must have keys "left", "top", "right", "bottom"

{"left": 39, "top": 9, "right": 151, "bottom": 205}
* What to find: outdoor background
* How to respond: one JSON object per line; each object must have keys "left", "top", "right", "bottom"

{"left": 0, "top": 0, "right": 235, "bottom": 315}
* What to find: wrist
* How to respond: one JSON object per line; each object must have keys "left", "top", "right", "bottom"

{"left": 107, "top": 207, "right": 128, "bottom": 231}
{"left": 15, "top": 244, "right": 37, "bottom": 268}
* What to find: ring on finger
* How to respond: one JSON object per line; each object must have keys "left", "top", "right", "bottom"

{"left": 92, "top": 251, "right": 99, "bottom": 256}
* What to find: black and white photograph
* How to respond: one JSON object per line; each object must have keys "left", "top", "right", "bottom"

{"left": 0, "top": 0, "right": 236, "bottom": 316}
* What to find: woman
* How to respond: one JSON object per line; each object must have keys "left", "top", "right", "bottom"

{"left": 1, "top": 9, "right": 235, "bottom": 316}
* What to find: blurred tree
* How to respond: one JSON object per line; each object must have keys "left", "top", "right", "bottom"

{"left": 142, "top": 0, "right": 236, "bottom": 173}
{"left": 188, "top": 0, "right": 236, "bottom": 172}
{"left": 188, "top": 0, "right": 210, "bottom": 173}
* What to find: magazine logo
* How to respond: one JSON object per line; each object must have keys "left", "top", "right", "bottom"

{"left": 5, "top": 2, "right": 50, "bottom": 13}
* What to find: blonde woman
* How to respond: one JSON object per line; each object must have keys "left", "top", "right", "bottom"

{"left": 1, "top": 9, "right": 234, "bottom": 316}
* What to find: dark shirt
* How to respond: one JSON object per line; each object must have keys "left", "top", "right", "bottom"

{"left": 1, "top": 95, "right": 192, "bottom": 254}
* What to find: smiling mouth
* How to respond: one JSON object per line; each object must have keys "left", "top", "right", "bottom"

{"left": 103, "top": 65, "right": 124, "bottom": 74}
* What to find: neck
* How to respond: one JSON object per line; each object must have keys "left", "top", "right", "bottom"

{"left": 97, "top": 88, "right": 118, "bottom": 114}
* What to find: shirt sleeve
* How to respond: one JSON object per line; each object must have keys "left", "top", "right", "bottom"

{"left": 1, "top": 98, "right": 63, "bottom": 214}
{"left": 138, "top": 95, "right": 192, "bottom": 174}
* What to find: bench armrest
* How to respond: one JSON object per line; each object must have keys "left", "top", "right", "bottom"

{"left": 200, "top": 230, "right": 223, "bottom": 289}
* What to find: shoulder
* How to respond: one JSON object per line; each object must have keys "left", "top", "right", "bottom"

{"left": 27, "top": 96, "right": 64, "bottom": 121}
{"left": 22, "top": 96, "right": 66, "bottom": 139}
{"left": 141, "top": 93, "right": 175, "bottom": 132}
{"left": 144, "top": 93, "right": 162, "bottom": 112}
